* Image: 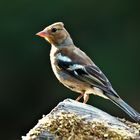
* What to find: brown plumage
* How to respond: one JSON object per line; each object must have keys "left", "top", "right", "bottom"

{"left": 56, "top": 47, "right": 94, "bottom": 65}
{"left": 36, "top": 22, "right": 140, "bottom": 123}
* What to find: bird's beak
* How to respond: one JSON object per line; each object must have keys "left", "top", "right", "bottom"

{"left": 36, "top": 31, "right": 48, "bottom": 38}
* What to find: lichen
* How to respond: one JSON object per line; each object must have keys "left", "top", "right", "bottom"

{"left": 22, "top": 112, "right": 140, "bottom": 140}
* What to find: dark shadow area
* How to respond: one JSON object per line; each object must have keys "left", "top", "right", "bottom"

{"left": 0, "top": 1, "right": 140, "bottom": 139}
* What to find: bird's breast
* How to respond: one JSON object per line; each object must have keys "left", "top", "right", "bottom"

{"left": 50, "top": 51, "right": 90, "bottom": 93}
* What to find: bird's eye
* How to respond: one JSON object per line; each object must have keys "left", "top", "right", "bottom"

{"left": 51, "top": 28, "right": 57, "bottom": 33}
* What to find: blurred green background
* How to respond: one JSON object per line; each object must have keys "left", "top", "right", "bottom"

{"left": 0, "top": 0, "right": 140, "bottom": 139}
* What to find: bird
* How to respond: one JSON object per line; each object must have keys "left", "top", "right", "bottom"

{"left": 36, "top": 22, "right": 140, "bottom": 123}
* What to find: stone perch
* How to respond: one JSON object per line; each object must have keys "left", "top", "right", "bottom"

{"left": 22, "top": 99, "right": 140, "bottom": 140}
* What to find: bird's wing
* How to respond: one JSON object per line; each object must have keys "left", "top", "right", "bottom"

{"left": 56, "top": 53, "right": 140, "bottom": 123}
{"left": 56, "top": 53, "right": 119, "bottom": 98}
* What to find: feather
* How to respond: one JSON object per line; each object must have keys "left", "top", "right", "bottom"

{"left": 56, "top": 53, "right": 118, "bottom": 96}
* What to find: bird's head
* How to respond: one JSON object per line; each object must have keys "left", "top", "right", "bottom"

{"left": 36, "top": 22, "right": 73, "bottom": 47}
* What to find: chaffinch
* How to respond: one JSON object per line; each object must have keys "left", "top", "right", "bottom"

{"left": 36, "top": 22, "right": 140, "bottom": 123}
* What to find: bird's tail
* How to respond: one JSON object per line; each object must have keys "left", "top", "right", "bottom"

{"left": 106, "top": 93, "right": 140, "bottom": 123}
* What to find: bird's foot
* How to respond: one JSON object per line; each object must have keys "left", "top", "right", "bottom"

{"left": 83, "top": 94, "right": 89, "bottom": 104}
{"left": 75, "top": 93, "right": 89, "bottom": 104}
{"left": 75, "top": 94, "right": 83, "bottom": 101}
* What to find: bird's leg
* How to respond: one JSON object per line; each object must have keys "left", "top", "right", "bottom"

{"left": 83, "top": 94, "right": 89, "bottom": 104}
{"left": 76, "top": 94, "right": 83, "bottom": 101}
